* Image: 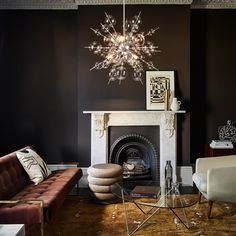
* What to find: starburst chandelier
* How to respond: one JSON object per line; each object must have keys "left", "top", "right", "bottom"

{"left": 85, "top": 0, "right": 161, "bottom": 84}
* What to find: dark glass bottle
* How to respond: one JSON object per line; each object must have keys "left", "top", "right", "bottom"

{"left": 165, "top": 160, "right": 172, "bottom": 189}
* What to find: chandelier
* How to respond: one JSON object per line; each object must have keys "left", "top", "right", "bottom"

{"left": 85, "top": 0, "right": 161, "bottom": 84}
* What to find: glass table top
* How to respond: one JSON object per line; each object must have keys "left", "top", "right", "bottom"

{"left": 111, "top": 180, "right": 198, "bottom": 209}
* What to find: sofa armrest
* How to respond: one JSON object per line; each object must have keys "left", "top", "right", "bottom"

{"left": 195, "top": 155, "right": 236, "bottom": 173}
{"left": 0, "top": 199, "right": 44, "bottom": 236}
{"left": 207, "top": 166, "right": 236, "bottom": 202}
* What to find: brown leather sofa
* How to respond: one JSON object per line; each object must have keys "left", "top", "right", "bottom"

{"left": 0, "top": 147, "right": 83, "bottom": 236}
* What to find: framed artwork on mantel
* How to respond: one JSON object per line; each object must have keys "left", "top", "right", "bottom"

{"left": 146, "top": 71, "right": 175, "bottom": 110}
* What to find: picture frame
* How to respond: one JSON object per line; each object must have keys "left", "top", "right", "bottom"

{"left": 146, "top": 71, "right": 175, "bottom": 110}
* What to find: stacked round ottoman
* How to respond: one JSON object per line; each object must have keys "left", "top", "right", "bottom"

{"left": 87, "top": 163, "right": 123, "bottom": 203}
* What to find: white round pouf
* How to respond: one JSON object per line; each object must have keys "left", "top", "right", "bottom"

{"left": 87, "top": 175, "right": 122, "bottom": 186}
{"left": 88, "top": 183, "right": 111, "bottom": 193}
{"left": 87, "top": 163, "right": 123, "bottom": 203}
{"left": 88, "top": 163, "right": 123, "bottom": 178}
{"left": 90, "top": 192, "right": 117, "bottom": 202}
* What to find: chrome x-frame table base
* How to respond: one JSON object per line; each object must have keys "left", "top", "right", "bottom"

{"left": 121, "top": 189, "right": 192, "bottom": 236}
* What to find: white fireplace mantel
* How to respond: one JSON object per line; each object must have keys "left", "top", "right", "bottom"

{"left": 83, "top": 110, "right": 185, "bottom": 186}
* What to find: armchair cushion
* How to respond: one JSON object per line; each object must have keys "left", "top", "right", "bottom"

{"left": 207, "top": 166, "right": 236, "bottom": 202}
{"left": 193, "top": 155, "right": 236, "bottom": 203}
{"left": 192, "top": 155, "right": 236, "bottom": 218}
{"left": 192, "top": 173, "right": 207, "bottom": 193}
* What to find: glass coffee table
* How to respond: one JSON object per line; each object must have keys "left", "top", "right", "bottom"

{"left": 111, "top": 181, "right": 198, "bottom": 236}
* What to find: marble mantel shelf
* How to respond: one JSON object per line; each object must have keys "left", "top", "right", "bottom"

{"left": 83, "top": 110, "right": 186, "bottom": 138}
{"left": 83, "top": 110, "right": 186, "bottom": 114}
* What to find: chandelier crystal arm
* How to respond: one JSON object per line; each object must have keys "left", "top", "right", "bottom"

{"left": 90, "top": 62, "right": 103, "bottom": 71}
{"left": 130, "top": 11, "right": 141, "bottom": 34}
{"left": 104, "top": 12, "right": 117, "bottom": 34}
{"left": 90, "top": 27, "right": 107, "bottom": 38}
{"left": 144, "top": 27, "right": 160, "bottom": 37}
{"left": 90, "top": 59, "right": 110, "bottom": 71}
{"left": 100, "top": 23, "right": 116, "bottom": 39}
{"left": 139, "top": 46, "right": 161, "bottom": 50}
{"left": 140, "top": 58, "right": 159, "bottom": 71}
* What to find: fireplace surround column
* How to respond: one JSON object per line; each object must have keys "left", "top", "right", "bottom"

{"left": 83, "top": 110, "right": 185, "bottom": 186}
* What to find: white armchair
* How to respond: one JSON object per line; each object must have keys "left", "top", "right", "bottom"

{"left": 192, "top": 155, "right": 236, "bottom": 218}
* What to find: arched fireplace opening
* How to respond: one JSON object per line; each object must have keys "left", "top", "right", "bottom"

{"left": 109, "top": 133, "right": 160, "bottom": 183}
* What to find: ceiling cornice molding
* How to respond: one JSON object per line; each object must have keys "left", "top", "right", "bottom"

{"left": 191, "top": 0, "right": 236, "bottom": 9}
{"left": 0, "top": 0, "right": 235, "bottom": 9}
{"left": 75, "top": 0, "right": 193, "bottom": 4}
{"left": 0, "top": 0, "right": 78, "bottom": 10}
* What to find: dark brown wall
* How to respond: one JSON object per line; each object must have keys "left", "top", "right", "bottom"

{"left": 0, "top": 11, "right": 78, "bottom": 162}
{"left": 191, "top": 10, "right": 236, "bottom": 161}
{"left": 3, "top": 6, "right": 234, "bottom": 166}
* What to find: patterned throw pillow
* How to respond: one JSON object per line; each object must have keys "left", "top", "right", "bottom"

{"left": 16, "top": 148, "right": 51, "bottom": 185}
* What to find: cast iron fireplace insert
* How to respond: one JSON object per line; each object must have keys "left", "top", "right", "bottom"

{"left": 108, "top": 126, "right": 160, "bottom": 183}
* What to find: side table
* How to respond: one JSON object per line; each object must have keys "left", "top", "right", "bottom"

{"left": 204, "top": 145, "right": 236, "bottom": 157}
{"left": 0, "top": 224, "right": 25, "bottom": 236}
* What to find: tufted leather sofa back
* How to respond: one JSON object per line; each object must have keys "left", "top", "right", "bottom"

{"left": 0, "top": 148, "right": 31, "bottom": 199}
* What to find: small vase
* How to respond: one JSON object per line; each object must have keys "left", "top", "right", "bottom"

{"left": 165, "top": 160, "right": 173, "bottom": 189}
{"left": 171, "top": 97, "right": 181, "bottom": 111}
